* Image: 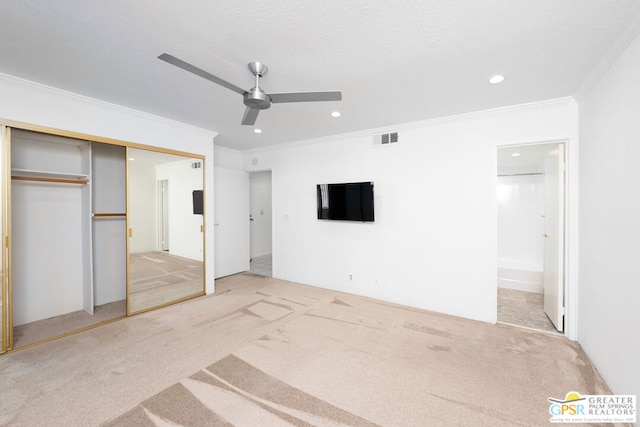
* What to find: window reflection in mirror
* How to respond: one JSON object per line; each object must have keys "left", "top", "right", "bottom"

{"left": 127, "top": 148, "right": 204, "bottom": 314}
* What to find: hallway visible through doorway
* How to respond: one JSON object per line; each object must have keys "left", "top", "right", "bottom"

{"left": 249, "top": 170, "right": 272, "bottom": 277}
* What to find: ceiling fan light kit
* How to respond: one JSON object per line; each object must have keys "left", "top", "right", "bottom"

{"left": 158, "top": 54, "right": 342, "bottom": 126}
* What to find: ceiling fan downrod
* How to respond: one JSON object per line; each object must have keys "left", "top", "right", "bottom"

{"left": 244, "top": 62, "right": 271, "bottom": 110}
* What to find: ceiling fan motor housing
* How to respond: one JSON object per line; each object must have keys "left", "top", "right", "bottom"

{"left": 244, "top": 62, "right": 271, "bottom": 109}
{"left": 244, "top": 87, "right": 271, "bottom": 109}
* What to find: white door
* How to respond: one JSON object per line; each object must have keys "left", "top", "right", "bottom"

{"left": 543, "top": 145, "right": 565, "bottom": 331}
{"left": 214, "top": 167, "right": 250, "bottom": 278}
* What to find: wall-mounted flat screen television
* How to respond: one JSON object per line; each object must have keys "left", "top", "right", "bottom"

{"left": 317, "top": 182, "right": 374, "bottom": 222}
{"left": 192, "top": 190, "right": 203, "bottom": 215}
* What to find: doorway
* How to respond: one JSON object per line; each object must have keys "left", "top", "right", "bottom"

{"left": 249, "top": 171, "right": 272, "bottom": 277}
{"left": 496, "top": 142, "right": 566, "bottom": 334}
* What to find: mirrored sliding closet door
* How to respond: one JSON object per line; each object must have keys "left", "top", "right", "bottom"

{"left": 126, "top": 147, "right": 205, "bottom": 314}
{"left": 0, "top": 125, "right": 205, "bottom": 352}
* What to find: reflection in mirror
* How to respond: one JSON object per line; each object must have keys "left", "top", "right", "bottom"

{"left": 127, "top": 148, "right": 204, "bottom": 314}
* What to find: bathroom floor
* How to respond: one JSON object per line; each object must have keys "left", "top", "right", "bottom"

{"left": 249, "top": 254, "right": 272, "bottom": 277}
{"left": 497, "top": 288, "right": 560, "bottom": 334}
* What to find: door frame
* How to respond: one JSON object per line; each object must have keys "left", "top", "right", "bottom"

{"left": 494, "top": 138, "right": 577, "bottom": 340}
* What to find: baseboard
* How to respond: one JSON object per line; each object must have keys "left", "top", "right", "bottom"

{"left": 251, "top": 252, "right": 272, "bottom": 259}
{"left": 497, "top": 267, "right": 543, "bottom": 293}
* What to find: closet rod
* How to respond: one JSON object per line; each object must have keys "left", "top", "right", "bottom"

{"left": 12, "top": 176, "right": 88, "bottom": 185}
{"left": 93, "top": 213, "right": 126, "bottom": 217}
{"left": 497, "top": 172, "right": 544, "bottom": 177}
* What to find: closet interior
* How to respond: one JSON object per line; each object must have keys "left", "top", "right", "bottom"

{"left": 0, "top": 125, "right": 205, "bottom": 352}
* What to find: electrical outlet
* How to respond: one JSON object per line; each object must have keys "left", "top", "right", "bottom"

{"left": 349, "top": 274, "right": 353, "bottom": 281}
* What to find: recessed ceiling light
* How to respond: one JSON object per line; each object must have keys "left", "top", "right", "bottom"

{"left": 331, "top": 111, "right": 341, "bottom": 118}
{"left": 512, "top": 152, "right": 521, "bottom": 157}
{"left": 253, "top": 128, "right": 262, "bottom": 134}
{"left": 128, "top": 157, "right": 135, "bottom": 161}
{"left": 489, "top": 75, "right": 505, "bottom": 84}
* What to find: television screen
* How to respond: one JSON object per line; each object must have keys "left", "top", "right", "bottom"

{"left": 317, "top": 182, "right": 374, "bottom": 222}
{"left": 192, "top": 190, "right": 203, "bottom": 215}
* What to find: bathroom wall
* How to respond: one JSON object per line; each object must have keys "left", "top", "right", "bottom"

{"left": 496, "top": 174, "right": 545, "bottom": 292}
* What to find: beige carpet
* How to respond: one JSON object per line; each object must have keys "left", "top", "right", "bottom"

{"left": 129, "top": 251, "right": 204, "bottom": 313}
{"left": 12, "top": 300, "right": 126, "bottom": 348}
{"left": 10, "top": 251, "right": 201, "bottom": 348}
{"left": 0, "top": 273, "right": 612, "bottom": 426}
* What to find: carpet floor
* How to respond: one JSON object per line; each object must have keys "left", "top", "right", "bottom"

{"left": 0, "top": 273, "right": 611, "bottom": 426}
{"left": 10, "top": 251, "right": 202, "bottom": 348}
{"left": 12, "top": 300, "right": 125, "bottom": 348}
{"left": 128, "top": 251, "right": 204, "bottom": 313}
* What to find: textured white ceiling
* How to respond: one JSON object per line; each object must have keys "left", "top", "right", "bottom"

{"left": 1, "top": 1, "right": 639, "bottom": 150}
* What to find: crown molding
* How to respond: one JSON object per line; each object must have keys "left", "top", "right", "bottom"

{"left": 575, "top": 13, "right": 640, "bottom": 102}
{"left": 242, "top": 97, "right": 576, "bottom": 155}
{"left": 0, "top": 72, "right": 218, "bottom": 138}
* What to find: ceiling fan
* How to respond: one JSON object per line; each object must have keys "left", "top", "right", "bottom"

{"left": 158, "top": 53, "right": 342, "bottom": 126}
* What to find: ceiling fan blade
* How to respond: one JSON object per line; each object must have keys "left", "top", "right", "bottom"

{"left": 241, "top": 107, "right": 260, "bottom": 126}
{"left": 269, "top": 91, "right": 342, "bottom": 103}
{"left": 158, "top": 53, "right": 247, "bottom": 96}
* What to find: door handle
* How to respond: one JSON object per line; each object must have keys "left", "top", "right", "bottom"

{"left": 541, "top": 232, "right": 548, "bottom": 238}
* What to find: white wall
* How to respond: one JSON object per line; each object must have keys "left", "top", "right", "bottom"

{"left": 250, "top": 171, "right": 272, "bottom": 258}
{"left": 214, "top": 145, "right": 242, "bottom": 169}
{"left": 128, "top": 162, "right": 157, "bottom": 253}
{"left": 243, "top": 99, "right": 578, "bottom": 323}
{"left": 0, "top": 73, "right": 217, "bottom": 293}
{"left": 578, "top": 31, "right": 640, "bottom": 395}
{"left": 11, "top": 180, "right": 85, "bottom": 324}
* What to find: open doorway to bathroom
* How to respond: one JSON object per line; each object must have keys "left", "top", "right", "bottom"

{"left": 497, "top": 142, "right": 565, "bottom": 334}
{"left": 249, "top": 171, "right": 272, "bottom": 277}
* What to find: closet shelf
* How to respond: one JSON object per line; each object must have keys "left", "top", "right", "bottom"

{"left": 11, "top": 168, "right": 89, "bottom": 184}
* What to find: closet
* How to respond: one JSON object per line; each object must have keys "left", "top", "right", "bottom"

{"left": 11, "top": 130, "right": 92, "bottom": 327}
{"left": 0, "top": 124, "right": 205, "bottom": 352}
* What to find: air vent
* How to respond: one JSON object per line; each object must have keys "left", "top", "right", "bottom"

{"left": 192, "top": 161, "right": 202, "bottom": 169}
{"left": 373, "top": 132, "right": 399, "bottom": 145}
